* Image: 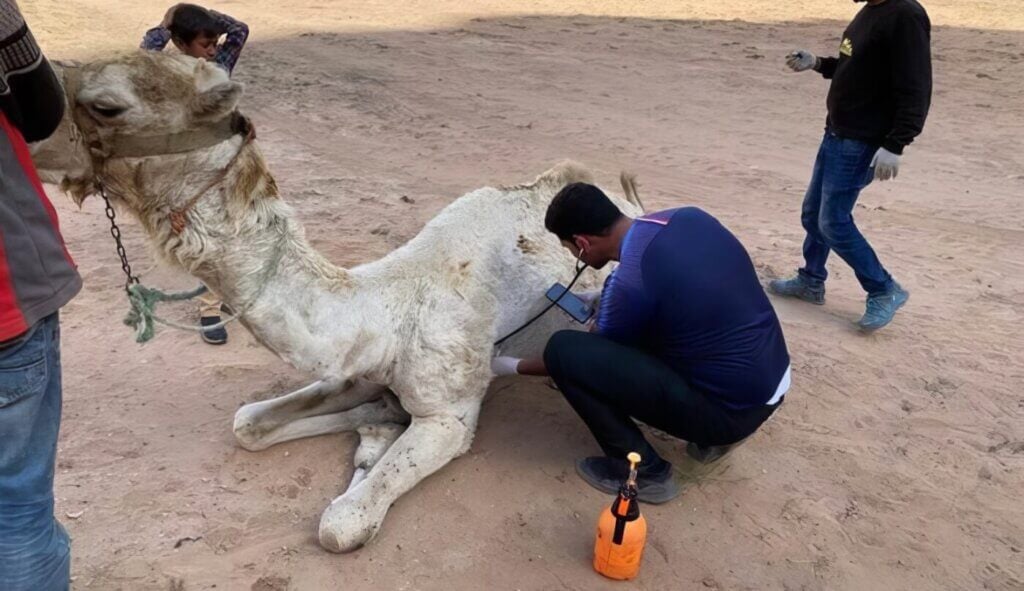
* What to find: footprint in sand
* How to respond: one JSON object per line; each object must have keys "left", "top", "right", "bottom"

{"left": 973, "top": 562, "right": 1024, "bottom": 591}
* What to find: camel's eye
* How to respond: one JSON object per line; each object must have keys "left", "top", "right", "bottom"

{"left": 90, "top": 103, "right": 127, "bottom": 118}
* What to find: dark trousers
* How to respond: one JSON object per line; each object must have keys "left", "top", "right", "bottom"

{"left": 543, "top": 330, "right": 778, "bottom": 471}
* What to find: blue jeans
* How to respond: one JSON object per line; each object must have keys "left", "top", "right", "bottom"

{"left": 798, "top": 131, "right": 894, "bottom": 296}
{"left": 0, "top": 313, "right": 70, "bottom": 591}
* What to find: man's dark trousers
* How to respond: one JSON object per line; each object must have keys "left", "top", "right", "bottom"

{"left": 543, "top": 330, "right": 779, "bottom": 471}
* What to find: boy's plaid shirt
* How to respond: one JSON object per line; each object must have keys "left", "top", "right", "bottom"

{"left": 140, "top": 9, "right": 248, "bottom": 74}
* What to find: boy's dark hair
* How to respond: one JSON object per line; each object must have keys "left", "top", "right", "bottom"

{"left": 545, "top": 182, "right": 623, "bottom": 242}
{"left": 168, "top": 4, "right": 221, "bottom": 43}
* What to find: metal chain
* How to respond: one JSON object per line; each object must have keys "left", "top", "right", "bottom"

{"left": 99, "top": 183, "right": 139, "bottom": 294}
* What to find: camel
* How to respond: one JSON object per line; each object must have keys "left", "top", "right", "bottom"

{"left": 31, "top": 51, "right": 643, "bottom": 553}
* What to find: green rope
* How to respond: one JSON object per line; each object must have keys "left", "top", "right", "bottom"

{"left": 121, "top": 229, "right": 288, "bottom": 343}
{"left": 123, "top": 284, "right": 209, "bottom": 343}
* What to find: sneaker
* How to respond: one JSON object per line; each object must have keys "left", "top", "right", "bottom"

{"left": 767, "top": 275, "right": 825, "bottom": 305}
{"left": 858, "top": 283, "right": 909, "bottom": 332}
{"left": 574, "top": 457, "right": 682, "bottom": 505}
{"left": 200, "top": 315, "right": 228, "bottom": 345}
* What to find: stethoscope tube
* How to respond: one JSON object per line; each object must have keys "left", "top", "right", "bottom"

{"left": 494, "top": 255, "right": 589, "bottom": 347}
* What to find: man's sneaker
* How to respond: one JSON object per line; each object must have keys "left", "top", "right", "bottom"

{"left": 767, "top": 275, "right": 825, "bottom": 305}
{"left": 574, "top": 457, "right": 682, "bottom": 505}
{"left": 858, "top": 283, "right": 909, "bottom": 332}
{"left": 200, "top": 315, "right": 228, "bottom": 345}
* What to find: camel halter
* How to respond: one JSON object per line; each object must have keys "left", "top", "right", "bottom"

{"left": 73, "top": 106, "right": 256, "bottom": 236}
{"left": 64, "top": 69, "right": 281, "bottom": 342}
{"left": 63, "top": 64, "right": 256, "bottom": 234}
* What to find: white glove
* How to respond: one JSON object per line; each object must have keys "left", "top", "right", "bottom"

{"left": 785, "top": 50, "right": 818, "bottom": 72}
{"left": 870, "top": 148, "right": 901, "bottom": 181}
{"left": 491, "top": 356, "right": 522, "bottom": 377}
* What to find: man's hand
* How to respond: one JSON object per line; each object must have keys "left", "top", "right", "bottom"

{"left": 577, "top": 289, "right": 601, "bottom": 307}
{"left": 870, "top": 148, "right": 901, "bottom": 181}
{"left": 491, "top": 356, "right": 522, "bottom": 377}
{"left": 785, "top": 50, "right": 819, "bottom": 73}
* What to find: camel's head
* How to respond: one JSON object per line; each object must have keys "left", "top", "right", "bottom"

{"left": 75, "top": 50, "right": 242, "bottom": 137}
{"left": 35, "top": 51, "right": 244, "bottom": 206}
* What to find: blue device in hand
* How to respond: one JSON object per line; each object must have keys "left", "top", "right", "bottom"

{"left": 545, "top": 282, "right": 594, "bottom": 324}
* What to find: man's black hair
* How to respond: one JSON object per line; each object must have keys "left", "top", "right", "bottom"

{"left": 545, "top": 182, "right": 623, "bottom": 242}
{"left": 168, "top": 4, "right": 221, "bottom": 44}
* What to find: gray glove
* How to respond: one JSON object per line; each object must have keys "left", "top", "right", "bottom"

{"left": 870, "top": 148, "right": 901, "bottom": 181}
{"left": 785, "top": 50, "right": 818, "bottom": 73}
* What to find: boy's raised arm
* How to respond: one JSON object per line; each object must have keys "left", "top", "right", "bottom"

{"left": 209, "top": 10, "right": 249, "bottom": 74}
{"left": 140, "top": 25, "right": 171, "bottom": 51}
{"left": 140, "top": 4, "right": 181, "bottom": 51}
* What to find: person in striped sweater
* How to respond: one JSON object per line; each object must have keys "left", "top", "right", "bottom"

{"left": 1, "top": 1, "right": 82, "bottom": 589}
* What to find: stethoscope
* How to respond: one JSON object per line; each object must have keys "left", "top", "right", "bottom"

{"left": 493, "top": 253, "right": 589, "bottom": 346}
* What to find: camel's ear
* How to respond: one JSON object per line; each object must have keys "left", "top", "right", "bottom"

{"left": 191, "top": 59, "right": 243, "bottom": 121}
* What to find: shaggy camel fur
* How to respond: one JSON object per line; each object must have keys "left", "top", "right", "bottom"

{"left": 31, "top": 51, "right": 643, "bottom": 552}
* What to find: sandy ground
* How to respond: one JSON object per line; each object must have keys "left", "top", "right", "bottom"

{"left": 17, "top": 0, "right": 1024, "bottom": 589}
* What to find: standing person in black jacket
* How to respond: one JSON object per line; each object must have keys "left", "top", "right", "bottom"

{"left": 769, "top": 0, "right": 932, "bottom": 331}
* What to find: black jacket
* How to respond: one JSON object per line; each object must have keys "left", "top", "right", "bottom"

{"left": 818, "top": 0, "right": 932, "bottom": 154}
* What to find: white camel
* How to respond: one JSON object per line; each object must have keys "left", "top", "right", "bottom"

{"left": 32, "top": 51, "right": 643, "bottom": 552}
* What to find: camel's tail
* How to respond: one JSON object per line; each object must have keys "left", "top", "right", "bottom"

{"left": 619, "top": 172, "right": 644, "bottom": 212}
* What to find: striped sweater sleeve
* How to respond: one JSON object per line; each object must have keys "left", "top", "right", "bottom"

{"left": 0, "top": 0, "right": 64, "bottom": 141}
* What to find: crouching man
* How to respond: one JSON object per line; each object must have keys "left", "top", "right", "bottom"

{"left": 492, "top": 183, "right": 791, "bottom": 503}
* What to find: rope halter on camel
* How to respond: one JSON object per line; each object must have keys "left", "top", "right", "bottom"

{"left": 67, "top": 66, "right": 280, "bottom": 342}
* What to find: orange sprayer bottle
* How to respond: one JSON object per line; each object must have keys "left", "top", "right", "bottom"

{"left": 593, "top": 452, "right": 648, "bottom": 580}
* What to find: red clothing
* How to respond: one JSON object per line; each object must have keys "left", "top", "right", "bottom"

{"left": 0, "top": 111, "right": 81, "bottom": 341}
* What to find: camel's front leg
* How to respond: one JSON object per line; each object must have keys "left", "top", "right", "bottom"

{"left": 318, "top": 403, "right": 481, "bottom": 553}
{"left": 233, "top": 379, "right": 395, "bottom": 450}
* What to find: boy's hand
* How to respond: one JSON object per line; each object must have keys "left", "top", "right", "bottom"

{"left": 161, "top": 3, "right": 183, "bottom": 28}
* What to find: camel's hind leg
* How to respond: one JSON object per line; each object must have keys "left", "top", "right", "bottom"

{"left": 347, "top": 423, "right": 406, "bottom": 492}
{"left": 318, "top": 400, "right": 482, "bottom": 553}
{"left": 233, "top": 379, "right": 408, "bottom": 450}
{"left": 236, "top": 394, "right": 409, "bottom": 451}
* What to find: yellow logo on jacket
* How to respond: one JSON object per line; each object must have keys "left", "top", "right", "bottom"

{"left": 839, "top": 37, "right": 854, "bottom": 57}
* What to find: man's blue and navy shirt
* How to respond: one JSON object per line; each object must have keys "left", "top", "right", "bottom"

{"left": 596, "top": 207, "right": 790, "bottom": 409}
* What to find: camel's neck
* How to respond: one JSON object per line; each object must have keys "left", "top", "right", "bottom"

{"left": 113, "top": 138, "right": 394, "bottom": 380}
